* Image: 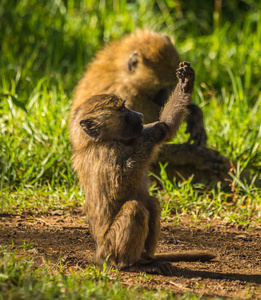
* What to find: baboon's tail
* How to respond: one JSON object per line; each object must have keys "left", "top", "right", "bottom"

{"left": 155, "top": 251, "right": 216, "bottom": 262}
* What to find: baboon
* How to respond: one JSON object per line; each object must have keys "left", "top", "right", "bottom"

{"left": 70, "top": 62, "right": 215, "bottom": 275}
{"left": 70, "top": 30, "right": 233, "bottom": 185}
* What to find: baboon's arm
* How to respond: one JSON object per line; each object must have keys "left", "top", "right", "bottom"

{"left": 139, "top": 62, "right": 195, "bottom": 150}
{"left": 160, "top": 62, "right": 194, "bottom": 142}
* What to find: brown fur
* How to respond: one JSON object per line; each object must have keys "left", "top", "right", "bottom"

{"left": 70, "top": 63, "right": 215, "bottom": 275}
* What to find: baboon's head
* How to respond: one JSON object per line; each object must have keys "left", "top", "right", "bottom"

{"left": 124, "top": 31, "right": 180, "bottom": 106}
{"left": 75, "top": 94, "right": 143, "bottom": 143}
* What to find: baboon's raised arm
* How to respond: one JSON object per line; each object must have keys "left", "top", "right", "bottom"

{"left": 160, "top": 61, "right": 194, "bottom": 141}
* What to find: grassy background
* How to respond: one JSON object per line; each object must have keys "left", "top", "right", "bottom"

{"left": 0, "top": 0, "right": 261, "bottom": 298}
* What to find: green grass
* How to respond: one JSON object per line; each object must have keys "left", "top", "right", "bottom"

{"left": 1, "top": 247, "right": 215, "bottom": 300}
{"left": 0, "top": 248, "right": 162, "bottom": 300}
{"left": 152, "top": 165, "right": 261, "bottom": 226}
{"left": 0, "top": 0, "right": 261, "bottom": 298}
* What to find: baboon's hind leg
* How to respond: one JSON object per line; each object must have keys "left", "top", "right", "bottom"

{"left": 96, "top": 200, "right": 149, "bottom": 269}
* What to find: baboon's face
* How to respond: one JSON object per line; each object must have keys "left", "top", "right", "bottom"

{"left": 79, "top": 94, "right": 143, "bottom": 142}
{"left": 126, "top": 35, "right": 179, "bottom": 107}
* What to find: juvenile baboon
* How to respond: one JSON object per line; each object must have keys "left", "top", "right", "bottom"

{"left": 71, "top": 30, "right": 232, "bottom": 185}
{"left": 70, "top": 62, "right": 215, "bottom": 275}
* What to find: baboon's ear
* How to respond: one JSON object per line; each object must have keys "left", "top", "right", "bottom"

{"left": 128, "top": 51, "right": 139, "bottom": 72}
{"left": 163, "top": 34, "right": 171, "bottom": 43}
{"left": 80, "top": 118, "right": 100, "bottom": 139}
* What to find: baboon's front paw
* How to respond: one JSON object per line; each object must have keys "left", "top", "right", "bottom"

{"left": 176, "top": 61, "right": 195, "bottom": 93}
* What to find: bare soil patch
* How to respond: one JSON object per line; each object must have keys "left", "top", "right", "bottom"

{"left": 0, "top": 210, "right": 260, "bottom": 299}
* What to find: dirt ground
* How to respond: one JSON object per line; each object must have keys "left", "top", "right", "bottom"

{"left": 0, "top": 209, "right": 260, "bottom": 299}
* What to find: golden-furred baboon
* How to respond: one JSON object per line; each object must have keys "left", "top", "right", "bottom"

{"left": 70, "top": 62, "right": 215, "bottom": 275}
{"left": 70, "top": 30, "right": 234, "bottom": 185}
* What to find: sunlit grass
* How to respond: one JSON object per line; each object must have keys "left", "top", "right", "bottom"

{"left": 151, "top": 164, "right": 261, "bottom": 226}
{"left": 0, "top": 185, "right": 83, "bottom": 214}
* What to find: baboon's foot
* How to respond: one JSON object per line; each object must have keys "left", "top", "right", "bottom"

{"left": 122, "top": 258, "right": 176, "bottom": 276}
{"left": 176, "top": 61, "right": 195, "bottom": 93}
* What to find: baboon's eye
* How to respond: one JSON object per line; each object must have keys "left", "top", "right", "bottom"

{"left": 117, "top": 105, "right": 125, "bottom": 112}
{"left": 117, "top": 97, "right": 127, "bottom": 111}
{"left": 113, "top": 99, "right": 125, "bottom": 111}
{"left": 117, "top": 102, "right": 125, "bottom": 112}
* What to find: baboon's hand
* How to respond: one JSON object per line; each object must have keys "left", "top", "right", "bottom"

{"left": 186, "top": 104, "right": 207, "bottom": 147}
{"left": 176, "top": 61, "right": 195, "bottom": 94}
{"left": 176, "top": 63, "right": 206, "bottom": 146}
{"left": 186, "top": 121, "right": 207, "bottom": 147}
{"left": 143, "top": 122, "right": 168, "bottom": 144}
